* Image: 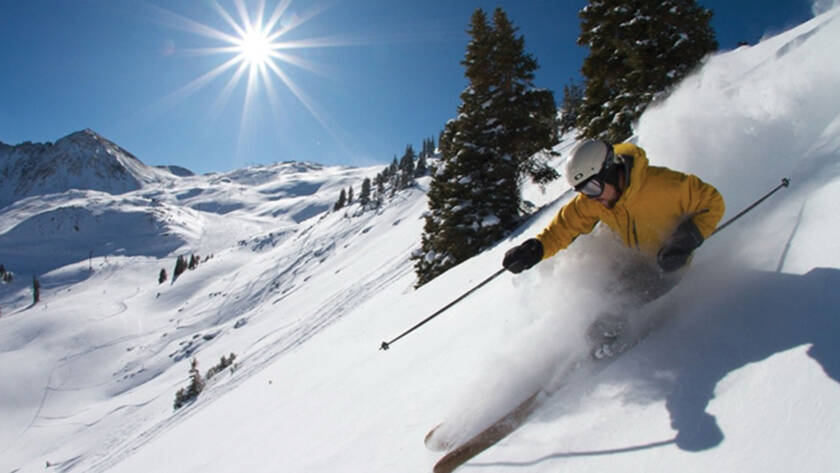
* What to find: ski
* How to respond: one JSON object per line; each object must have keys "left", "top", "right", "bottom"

{"left": 432, "top": 390, "right": 544, "bottom": 473}
{"left": 424, "top": 423, "right": 448, "bottom": 451}
{"left": 429, "top": 302, "right": 673, "bottom": 472}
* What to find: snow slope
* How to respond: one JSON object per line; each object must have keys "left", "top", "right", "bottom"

{"left": 2, "top": 7, "right": 840, "bottom": 473}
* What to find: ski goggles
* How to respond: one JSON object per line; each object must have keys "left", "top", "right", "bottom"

{"left": 574, "top": 173, "right": 606, "bottom": 197}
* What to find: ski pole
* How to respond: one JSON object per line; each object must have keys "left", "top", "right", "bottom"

{"left": 380, "top": 268, "right": 506, "bottom": 351}
{"left": 710, "top": 177, "right": 790, "bottom": 237}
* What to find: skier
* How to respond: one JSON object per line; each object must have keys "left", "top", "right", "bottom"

{"left": 502, "top": 140, "right": 725, "bottom": 357}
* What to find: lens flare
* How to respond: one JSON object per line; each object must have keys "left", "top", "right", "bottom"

{"left": 238, "top": 29, "right": 272, "bottom": 66}
{"left": 143, "top": 0, "right": 352, "bottom": 164}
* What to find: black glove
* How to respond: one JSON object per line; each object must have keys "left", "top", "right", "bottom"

{"left": 503, "top": 238, "right": 544, "bottom": 274}
{"left": 657, "top": 218, "right": 704, "bottom": 272}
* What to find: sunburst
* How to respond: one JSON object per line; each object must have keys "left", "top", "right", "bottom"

{"left": 147, "top": 0, "right": 343, "bottom": 162}
{"left": 238, "top": 28, "right": 272, "bottom": 67}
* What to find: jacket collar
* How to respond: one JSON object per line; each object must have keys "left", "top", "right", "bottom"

{"left": 613, "top": 143, "right": 649, "bottom": 205}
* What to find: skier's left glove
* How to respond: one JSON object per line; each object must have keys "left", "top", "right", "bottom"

{"left": 657, "top": 218, "right": 704, "bottom": 272}
{"left": 503, "top": 238, "right": 544, "bottom": 274}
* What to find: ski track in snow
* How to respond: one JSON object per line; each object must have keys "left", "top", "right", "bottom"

{"left": 67, "top": 190, "right": 425, "bottom": 472}
{"left": 82, "top": 253, "right": 415, "bottom": 473}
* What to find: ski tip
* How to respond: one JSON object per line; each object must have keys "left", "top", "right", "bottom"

{"left": 425, "top": 423, "right": 452, "bottom": 452}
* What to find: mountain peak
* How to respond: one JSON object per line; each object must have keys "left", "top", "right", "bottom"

{"left": 54, "top": 129, "right": 139, "bottom": 161}
{"left": 63, "top": 128, "right": 103, "bottom": 143}
{"left": 0, "top": 130, "right": 170, "bottom": 207}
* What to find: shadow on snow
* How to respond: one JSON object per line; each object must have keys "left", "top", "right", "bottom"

{"left": 476, "top": 267, "right": 840, "bottom": 468}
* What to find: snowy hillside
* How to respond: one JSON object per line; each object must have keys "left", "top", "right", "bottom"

{"left": 2, "top": 6, "right": 840, "bottom": 473}
{"left": 0, "top": 154, "right": 376, "bottom": 276}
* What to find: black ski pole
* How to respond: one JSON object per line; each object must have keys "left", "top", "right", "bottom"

{"left": 380, "top": 268, "right": 506, "bottom": 351}
{"left": 711, "top": 177, "right": 790, "bottom": 237}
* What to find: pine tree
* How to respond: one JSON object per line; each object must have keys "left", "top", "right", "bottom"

{"left": 347, "top": 186, "right": 354, "bottom": 204}
{"left": 32, "top": 275, "right": 41, "bottom": 304}
{"left": 576, "top": 0, "right": 717, "bottom": 142}
{"left": 174, "top": 255, "right": 188, "bottom": 279}
{"left": 188, "top": 357, "right": 205, "bottom": 396}
{"left": 488, "top": 8, "right": 559, "bottom": 185}
{"left": 373, "top": 172, "right": 386, "bottom": 207}
{"left": 173, "top": 357, "right": 205, "bottom": 410}
{"left": 560, "top": 78, "right": 584, "bottom": 134}
{"left": 359, "top": 177, "right": 372, "bottom": 207}
{"left": 334, "top": 189, "right": 347, "bottom": 211}
{"left": 420, "top": 137, "right": 436, "bottom": 158}
{"left": 388, "top": 157, "right": 398, "bottom": 178}
{"left": 398, "top": 144, "right": 416, "bottom": 189}
{"left": 415, "top": 152, "right": 428, "bottom": 177}
{"left": 413, "top": 8, "right": 558, "bottom": 286}
{"left": 205, "top": 353, "right": 237, "bottom": 380}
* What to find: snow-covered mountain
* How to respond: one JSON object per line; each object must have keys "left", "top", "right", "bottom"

{"left": 1, "top": 7, "right": 839, "bottom": 473}
{"left": 0, "top": 140, "right": 375, "bottom": 276}
{"left": 0, "top": 129, "right": 181, "bottom": 208}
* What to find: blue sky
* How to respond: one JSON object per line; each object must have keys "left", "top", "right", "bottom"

{"left": 0, "top": 0, "right": 818, "bottom": 174}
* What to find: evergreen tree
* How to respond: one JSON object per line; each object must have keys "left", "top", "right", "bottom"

{"left": 560, "top": 78, "right": 584, "bottom": 134}
{"left": 188, "top": 254, "right": 200, "bottom": 270}
{"left": 334, "top": 189, "right": 347, "bottom": 211}
{"left": 388, "top": 157, "right": 398, "bottom": 178}
{"left": 576, "top": 0, "right": 717, "bottom": 142}
{"left": 188, "top": 357, "right": 205, "bottom": 396}
{"left": 359, "top": 177, "right": 372, "bottom": 207}
{"left": 413, "top": 8, "right": 558, "bottom": 286}
{"left": 373, "top": 172, "right": 386, "bottom": 207}
{"left": 420, "top": 137, "right": 436, "bottom": 158}
{"left": 398, "top": 144, "right": 416, "bottom": 189}
{"left": 488, "top": 8, "right": 560, "bottom": 185}
{"left": 32, "top": 275, "right": 40, "bottom": 304}
{"left": 173, "top": 357, "right": 205, "bottom": 410}
{"left": 347, "top": 186, "right": 354, "bottom": 204}
{"left": 174, "top": 255, "right": 188, "bottom": 279}
{"left": 415, "top": 153, "right": 428, "bottom": 177}
{"left": 205, "top": 353, "right": 237, "bottom": 380}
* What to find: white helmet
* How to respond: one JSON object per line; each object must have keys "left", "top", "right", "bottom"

{"left": 565, "top": 140, "right": 614, "bottom": 188}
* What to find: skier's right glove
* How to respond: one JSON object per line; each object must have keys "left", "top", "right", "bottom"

{"left": 503, "top": 238, "right": 544, "bottom": 274}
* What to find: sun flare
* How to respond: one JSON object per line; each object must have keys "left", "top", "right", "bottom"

{"left": 151, "top": 0, "right": 349, "bottom": 162}
{"left": 238, "top": 29, "right": 272, "bottom": 67}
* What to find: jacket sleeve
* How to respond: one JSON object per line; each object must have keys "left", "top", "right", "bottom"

{"left": 536, "top": 195, "right": 600, "bottom": 259}
{"left": 683, "top": 174, "right": 726, "bottom": 239}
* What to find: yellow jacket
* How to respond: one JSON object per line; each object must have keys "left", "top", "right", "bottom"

{"left": 537, "top": 143, "right": 725, "bottom": 260}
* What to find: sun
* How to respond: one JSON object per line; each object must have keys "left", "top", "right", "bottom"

{"left": 153, "top": 0, "right": 333, "bottom": 114}
{"left": 237, "top": 28, "right": 272, "bottom": 67}
{"left": 149, "top": 0, "right": 349, "bottom": 164}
